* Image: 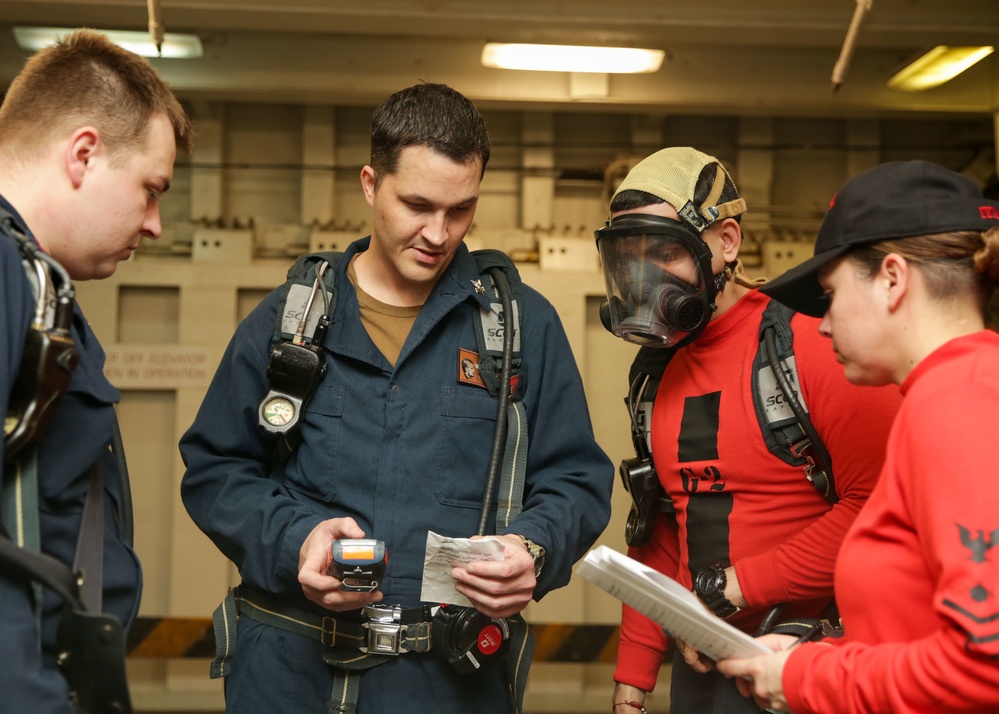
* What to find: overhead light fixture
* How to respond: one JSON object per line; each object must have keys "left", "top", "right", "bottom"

{"left": 12, "top": 26, "right": 203, "bottom": 59}
{"left": 888, "top": 46, "right": 993, "bottom": 91}
{"left": 481, "top": 43, "right": 665, "bottom": 74}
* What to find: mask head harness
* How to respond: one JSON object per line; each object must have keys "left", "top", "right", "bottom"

{"left": 595, "top": 147, "right": 747, "bottom": 349}
{"left": 595, "top": 213, "right": 719, "bottom": 349}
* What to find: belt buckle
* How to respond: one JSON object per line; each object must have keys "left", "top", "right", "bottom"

{"left": 320, "top": 616, "right": 338, "bottom": 647}
{"left": 362, "top": 604, "right": 403, "bottom": 655}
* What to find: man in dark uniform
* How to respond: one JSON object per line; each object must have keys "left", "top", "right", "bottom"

{"left": 0, "top": 30, "right": 193, "bottom": 712}
{"left": 180, "top": 83, "right": 613, "bottom": 713}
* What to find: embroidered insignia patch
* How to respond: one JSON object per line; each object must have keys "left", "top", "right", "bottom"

{"left": 959, "top": 524, "right": 999, "bottom": 563}
{"left": 942, "top": 523, "right": 999, "bottom": 658}
{"left": 458, "top": 348, "right": 486, "bottom": 389}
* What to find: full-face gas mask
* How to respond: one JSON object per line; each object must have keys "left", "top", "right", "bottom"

{"left": 595, "top": 213, "right": 718, "bottom": 348}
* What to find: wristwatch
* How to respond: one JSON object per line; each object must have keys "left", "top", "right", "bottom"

{"left": 516, "top": 535, "right": 546, "bottom": 578}
{"left": 693, "top": 562, "right": 740, "bottom": 618}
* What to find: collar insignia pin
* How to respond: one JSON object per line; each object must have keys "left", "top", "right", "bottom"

{"left": 472, "top": 279, "right": 485, "bottom": 296}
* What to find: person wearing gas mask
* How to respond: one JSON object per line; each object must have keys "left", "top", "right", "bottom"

{"left": 180, "top": 83, "right": 613, "bottom": 714}
{"left": 596, "top": 147, "right": 901, "bottom": 714}
{"left": 0, "top": 30, "right": 193, "bottom": 712}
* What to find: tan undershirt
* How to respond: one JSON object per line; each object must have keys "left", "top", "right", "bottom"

{"left": 347, "top": 256, "right": 421, "bottom": 367}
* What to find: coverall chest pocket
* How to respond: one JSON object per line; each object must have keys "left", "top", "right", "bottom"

{"left": 285, "top": 383, "right": 345, "bottom": 502}
{"left": 435, "top": 388, "right": 498, "bottom": 509}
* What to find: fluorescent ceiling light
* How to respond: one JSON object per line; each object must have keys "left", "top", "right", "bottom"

{"left": 481, "top": 43, "right": 664, "bottom": 74}
{"left": 13, "top": 26, "right": 203, "bottom": 59}
{"left": 888, "top": 46, "right": 993, "bottom": 91}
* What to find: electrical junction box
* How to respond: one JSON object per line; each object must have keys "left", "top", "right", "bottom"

{"left": 308, "top": 230, "right": 356, "bottom": 254}
{"left": 191, "top": 228, "right": 254, "bottom": 264}
{"left": 539, "top": 236, "right": 600, "bottom": 272}
{"left": 762, "top": 240, "right": 812, "bottom": 278}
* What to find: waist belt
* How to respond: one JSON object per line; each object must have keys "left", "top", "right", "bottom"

{"left": 210, "top": 584, "right": 535, "bottom": 714}
{"left": 210, "top": 585, "right": 433, "bottom": 679}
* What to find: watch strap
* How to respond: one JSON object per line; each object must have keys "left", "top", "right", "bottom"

{"left": 695, "top": 562, "right": 740, "bottom": 618}
{"left": 516, "top": 535, "right": 545, "bottom": 577}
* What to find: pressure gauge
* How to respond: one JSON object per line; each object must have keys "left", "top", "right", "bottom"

{"left": 261, "top": 396, "right": 295, "bottom": 428}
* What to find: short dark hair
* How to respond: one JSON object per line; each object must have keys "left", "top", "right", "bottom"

{"left": 610, "top": 189, "right": 666, "bottom": 213}
{"left": 610, "top": 162, "right": 742, "bottom": 225}
{"left": 0, "top": 29, "right": 194, "bottom": 162}
{"left": 369, "top": 83, "right": 490, "bottom": 187}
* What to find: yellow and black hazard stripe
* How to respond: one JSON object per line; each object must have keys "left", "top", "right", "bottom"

{"left": 531, "top": 623, "right": 620, "bottom": 663}
{"left": 127, "top": 617, "right": 216, "bottom": 658}
{"left": 126, "top": 617, "right": 620, "bottom": 663}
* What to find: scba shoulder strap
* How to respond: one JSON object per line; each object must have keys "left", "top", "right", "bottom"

{"left": 467, "top": 248, "right": 523, "bottom": 399}
{"left": 464, "top": 250, "right": 530, "bottom": 531}
{"left": 257, "top": 251, "right": 339, "bottom": 437}
{"left": 272, "top": 250, "right": 341, "bottom": 352}
{"left": 270, "top": 248, "right": 523, "bottom": 360}
{"left": 2, "top": 211, "right": 79, "bottom": 459}
{"left": 621, "top": 298, "right": 837, "bottom": 547}
{"left": 752, "top": 300, "right": 836, "bottom": 504}
{"left": 260, "top": 248, "right": 525, "bottom": 436}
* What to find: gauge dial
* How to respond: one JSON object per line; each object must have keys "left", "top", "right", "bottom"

{"left": 262, "top": 396, "right": 295, "bottom": 427}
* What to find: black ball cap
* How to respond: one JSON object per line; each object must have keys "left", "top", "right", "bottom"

{"left": 760, "top": 160, "right": 999, "bottom": 317}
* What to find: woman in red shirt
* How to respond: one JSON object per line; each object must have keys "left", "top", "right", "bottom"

{"left": 716, "top": 160, "right": 999, "bottom": 713}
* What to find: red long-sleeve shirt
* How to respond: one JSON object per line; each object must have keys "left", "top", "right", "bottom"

{"left": 784, "top": 331, "right": 999, "bottom": 713}
{"left": 615, "top": 289, "right": 902, "bottom": 692}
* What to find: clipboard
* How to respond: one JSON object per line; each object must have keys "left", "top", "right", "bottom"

{"left": 577, "top": 545, "right": 769, "bottom": 661}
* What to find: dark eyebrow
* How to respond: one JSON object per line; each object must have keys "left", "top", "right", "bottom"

{"left": 400, "top": 193, "right": 478, "bottom": 209}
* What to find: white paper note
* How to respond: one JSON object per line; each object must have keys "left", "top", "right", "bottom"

{"left": 577, "top": 545, "right": 770, "bottom": 661}
{"left": 420, "top": 531, "right": 505, "bottom": 607}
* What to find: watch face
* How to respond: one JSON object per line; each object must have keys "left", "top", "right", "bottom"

{"left": 695, "top": 565, "right": 724, "bottom": 598}
{"left": 262, "top": 396, "right": 296, "bottom": 427}
{"left": 694, "top": 564, "right": 738, "bottom": 617}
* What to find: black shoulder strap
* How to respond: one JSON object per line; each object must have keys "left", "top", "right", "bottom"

{"left": 752, "top": 300, "right": 805, "bottom": 465}
{"left": 270, "top": 251, "right": 343, "bottom": 352}
{"left": 629, "top": 345, "right": 676, "bottom": 397}
{"left": 625, "top": 344, "right": 676, "bottom": 471}
{"left": 752, "top": 299, "right": 838, "bottom": 504}
{"left": 470, "top": 249, "right": 523, "bottom": 399}
{"left": 471, "top": 249, "right": 522, "bottom": 295}
{"left": 259, "top": 251, "right": 342, "bottom": 455}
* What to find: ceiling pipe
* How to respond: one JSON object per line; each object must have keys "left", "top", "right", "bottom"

{"left": 147, "top": 0, "right": 164, "bottom": 55}
{"left": 831, "top": 0, "right": 873, "bottom": 92}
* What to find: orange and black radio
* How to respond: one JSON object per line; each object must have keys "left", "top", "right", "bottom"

{"left": 327, "top": 539, "right": 387, "bottom": 592}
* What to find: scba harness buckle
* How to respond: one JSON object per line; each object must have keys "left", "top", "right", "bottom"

{"left": 361, "top": 604, "right": 408, "bottom": 655}
{"left": 360, "top": 603, "right": 433, "bottom": 656}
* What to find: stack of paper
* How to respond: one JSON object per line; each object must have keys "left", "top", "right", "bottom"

{"left": 577, "top": 545, "right": 769, "bottom": 661}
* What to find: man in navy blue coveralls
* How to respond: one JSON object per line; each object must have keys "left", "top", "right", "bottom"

{"left": 180, "top": 83, "right": 614, "bottom": 712}
{"left": 0, "top": 31, "right": 193, "bottom": 712}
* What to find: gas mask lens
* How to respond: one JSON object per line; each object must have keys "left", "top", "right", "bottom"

{"left": 598, "top": 231, "right": 708, "bottom": 347}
